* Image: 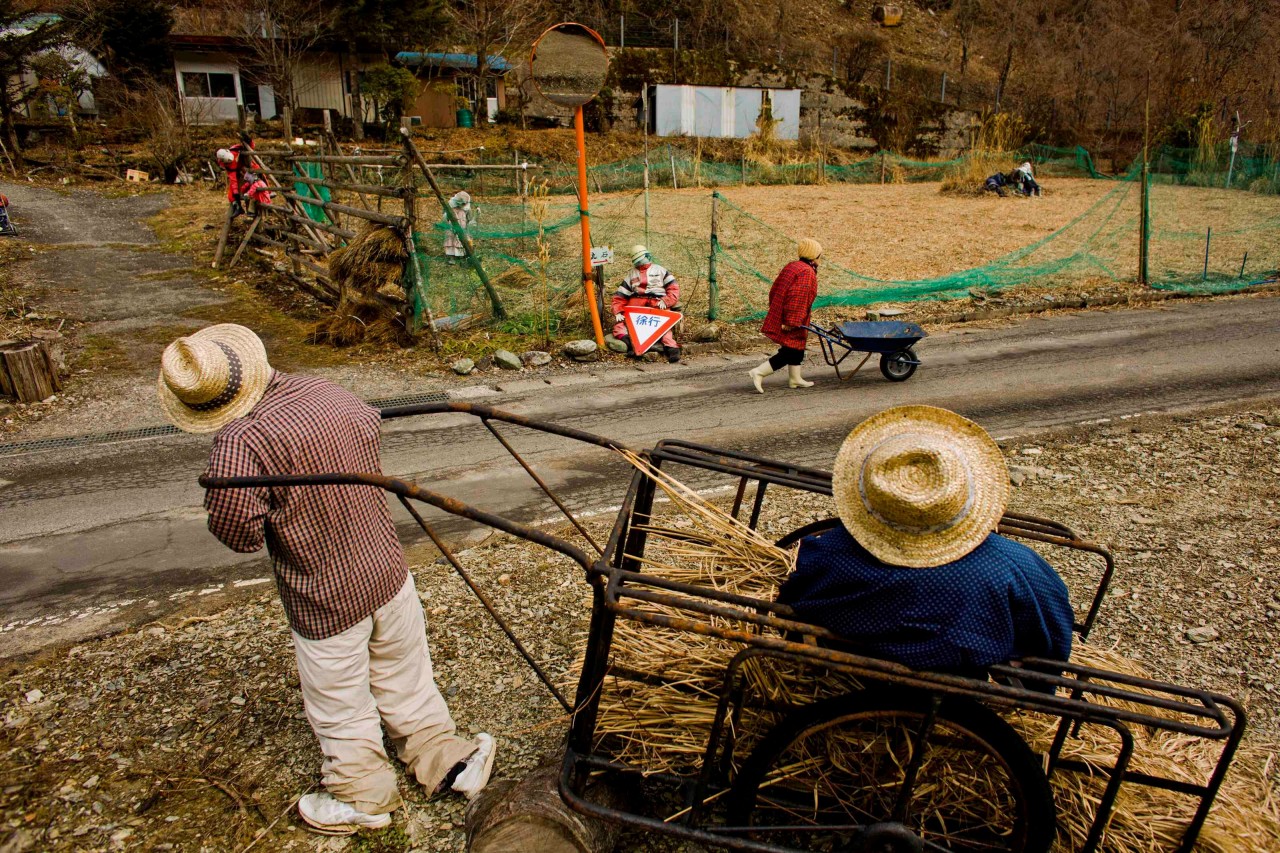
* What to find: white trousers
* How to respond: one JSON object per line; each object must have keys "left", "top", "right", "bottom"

{"left": 291, "top": 574, "right": 476, "bottom": 813}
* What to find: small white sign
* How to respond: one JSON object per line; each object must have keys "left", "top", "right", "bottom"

{"left": 590, "top": 246, "right": 614, "bottom": 267}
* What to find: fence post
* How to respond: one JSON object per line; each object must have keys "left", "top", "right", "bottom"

{"left": 940, "top": 72, "right": 948, "bottom": 103}
{"left": 885, "top": 58, "right": 892, "bottom": 91}
{"left": 620, "top": 14, "right": 625, "bottom": 48}
{"left": 673, "top": 19, "right": 679, "bottom": 81}
{"left": 708, "top": 193, "right": 719, "bottom": 321}
{"left": 1202, "top": 227, "right": 1211, "bottom": 281}
{"left": 1138, "top": 85, "right": 1151, "bottom": 287}
{"left": 669, "top": 144, "right": 678, "bottom": 189}
{"left": 642, "top": 84, "right": 651, "bottom": 244}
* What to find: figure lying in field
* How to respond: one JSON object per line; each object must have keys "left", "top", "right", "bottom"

{"left": 1013, "top": 161, "right": 1042, "bottom": 197}
{"left": 983, "top": 171, "right": 1012, "bottom": 196}
{"left": 778, "top": 405, "right": 1074, "bottom": 677}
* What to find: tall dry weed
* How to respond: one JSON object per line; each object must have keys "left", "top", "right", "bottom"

{"left": 940, "top": 112, "right": 1028, "bottom": 195}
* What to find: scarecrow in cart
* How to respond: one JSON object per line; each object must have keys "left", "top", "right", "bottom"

{"left": 0, "top": 193, "right": 15, "bottom": 237}
{"left": 611, "top": 244, "right": 682, "bottom": 363}
{"left": 216, "top": 133, "right": 256, "bottom": 217}
{"left": 443, "top": 191, "right": 475, "bottom": 263}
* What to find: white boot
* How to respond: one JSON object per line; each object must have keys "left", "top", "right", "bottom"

{"left": 748, "top": 361, "right": 774, "bottom": 394}
{"left": 788, "top": 366, "right": 814, "bottom": 388}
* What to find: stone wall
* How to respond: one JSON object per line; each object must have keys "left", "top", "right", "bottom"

{"left": 518, "top": 48, "right": 976, "bottom": 155}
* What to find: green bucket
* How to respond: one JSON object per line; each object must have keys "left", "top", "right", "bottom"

{"left": 456, "top": 108, "right": 474, "bottom": 128}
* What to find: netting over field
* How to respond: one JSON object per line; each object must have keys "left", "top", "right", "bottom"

{"left": 301, "top": 140, "right": 1278, "bottom": 332}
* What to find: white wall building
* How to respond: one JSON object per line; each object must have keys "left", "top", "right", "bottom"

{"left": 650, "top": 85, "right": 801, "bottom": 140}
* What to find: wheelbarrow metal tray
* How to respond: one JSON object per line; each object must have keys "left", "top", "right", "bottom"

{"left": 835, "top": 320, "right": 926, "bottom": 353}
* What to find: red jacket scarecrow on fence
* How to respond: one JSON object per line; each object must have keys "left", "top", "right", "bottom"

{"left": 749, "top": 238, "right": 822, "bottom": 392}
{"left": 611, "top": 244, "right": 682, "bottom": 362}
{"left": 158, "top": 324, "right": 495, "bottom": 837}
{"left": 216, "top": 135, "right": 255, "bottom": 211}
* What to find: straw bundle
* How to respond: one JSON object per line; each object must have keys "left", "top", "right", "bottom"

{"left": 584, "top": 453, "right": 859, "bottom": 774}
{"left": 1008, "top": 644, "right": 1280, "bottom": 853}
{"left": 313, "top": 225, "right": 411, "bottom": 346}
{"left": 581, "top": 455, "right": 1280, "bottom": 851}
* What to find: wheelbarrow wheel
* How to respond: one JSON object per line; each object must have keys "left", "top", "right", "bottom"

{"left": 880, "top": 347, "right": 918, "bottom": 382}
{"left": 725, "top": 687, "right": 1056, "bottom": 852}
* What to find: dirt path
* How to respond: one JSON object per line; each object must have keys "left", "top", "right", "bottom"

{"left": 0, "top": 182, "right": 450, "bottom": 440}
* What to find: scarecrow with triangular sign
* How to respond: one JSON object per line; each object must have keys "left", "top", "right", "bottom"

{"left": 611, "top": 245, "right": 682, "bottom": 363}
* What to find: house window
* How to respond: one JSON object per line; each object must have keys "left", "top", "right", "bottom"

{"left": 182, "top": 71, "right": 237, "bottom": 99}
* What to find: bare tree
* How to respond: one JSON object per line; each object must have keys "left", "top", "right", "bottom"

{"left": 223, "top": 0, "right": 335, "bottom": 140}
{"left": 447, "top": 0, "right": 551, "bottom": 115}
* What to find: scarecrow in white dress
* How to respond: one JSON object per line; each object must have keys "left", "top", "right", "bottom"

{"left": 443, "top": 191, "right": 474, "bottom": 263}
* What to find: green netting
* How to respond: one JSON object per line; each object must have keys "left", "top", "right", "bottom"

{"left": 293, "top": 161, "right": 331, "bottom": 222}
{"left": 378, "top": 142, "right": 1278, "bottom": 333}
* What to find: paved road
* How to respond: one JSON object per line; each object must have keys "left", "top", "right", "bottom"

{"left": 4, "top": 179, "right": 1280, "bottom": 657}
{"left": 3, "top": 292, "right": 1280, "bottom": 658}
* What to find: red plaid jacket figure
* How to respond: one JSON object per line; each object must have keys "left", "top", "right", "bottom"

{"left": 761, "top": 259, "right": 819, "bottom": 350}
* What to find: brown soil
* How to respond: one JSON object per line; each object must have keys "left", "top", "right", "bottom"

{"left": 3, "top": 400, "right": 1279, "bottom": 851}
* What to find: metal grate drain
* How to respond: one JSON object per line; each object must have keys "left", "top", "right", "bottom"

{"left": 0, "top": 391, "right": 449, "bottom": 458}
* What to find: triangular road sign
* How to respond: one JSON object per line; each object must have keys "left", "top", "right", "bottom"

{"left": 623, "top": 307, "right": 682, "bottom": 354}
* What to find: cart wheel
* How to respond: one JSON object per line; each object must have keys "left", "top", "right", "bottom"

{"left": 880, "top": 348, "right": 918, "bottom": 382}
{"left": 726, "top": 687, "right": 1056, "bottom": 853}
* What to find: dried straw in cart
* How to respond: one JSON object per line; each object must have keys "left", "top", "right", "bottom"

{"left": 577, "top": 453, "right": 1280, "bottom": 852}
{"left": 313, "top": 224, "right": 411, "bottom": 346}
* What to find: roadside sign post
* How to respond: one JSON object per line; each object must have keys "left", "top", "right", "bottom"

{"left": 530, "top": 23, "right": 611, "bottom": 349}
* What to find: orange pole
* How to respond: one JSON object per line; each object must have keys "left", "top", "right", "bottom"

{"left": 575, "top": 105, "right": 606, "bottom": 348}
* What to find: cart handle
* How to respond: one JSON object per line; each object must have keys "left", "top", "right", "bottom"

{"left": 199, "top": 470, "right": 595, "bottom": 574}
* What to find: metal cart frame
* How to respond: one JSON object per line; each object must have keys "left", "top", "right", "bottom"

{"left": 201, "top": 404, "right": 1246, "bottom": 853}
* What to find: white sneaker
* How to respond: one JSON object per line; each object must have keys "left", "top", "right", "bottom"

{"left": 450, "top": 733, "right": 496, "bottom": 799}
{"left": 297, "top": 791, "right": 392, "bottom": 836}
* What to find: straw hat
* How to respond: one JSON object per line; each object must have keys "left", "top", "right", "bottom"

{"left": 157, "top": 324, "right": 272, "bottom": 434}
{"left": 831, "top": 405, "right": 1009, "bottom": 568}
{"left": 797, "top": 238, "right": 823, "bottom": 261}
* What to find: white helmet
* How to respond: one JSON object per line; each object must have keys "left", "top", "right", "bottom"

{"left": 216, "top": 148, "right": 235, "bottom": 164}
{"left": 630, "top": 245, "right": 650, "bottom": 267}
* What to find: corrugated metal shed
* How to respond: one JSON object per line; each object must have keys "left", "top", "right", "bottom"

{"left": 651, "top": 85, "right": 801, "bottom": 140}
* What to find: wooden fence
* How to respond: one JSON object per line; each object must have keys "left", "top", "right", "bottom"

{"left": 212, "top": 130, "right": 540, "bottom": 343}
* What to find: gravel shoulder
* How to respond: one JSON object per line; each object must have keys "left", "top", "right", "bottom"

{"left": 2, "top": 398, "right": 1279, "bottom": 851}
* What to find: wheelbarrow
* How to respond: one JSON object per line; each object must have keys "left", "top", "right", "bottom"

{"left": 805, "top": 320, "right": 926, "bottom": 382}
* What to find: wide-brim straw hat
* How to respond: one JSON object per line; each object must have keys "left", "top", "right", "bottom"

{"left": 797, "top": 238, "right": 823, "bottom": 261}
{"left": 157, "top": 324, "right": 272, "bottom": 434}
{"left": 831, "top": 405, "right": 1009, "bottom": 568}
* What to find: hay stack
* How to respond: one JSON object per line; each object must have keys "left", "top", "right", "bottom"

{"left": 579, "top": 455, "right": 1280, "bottom": 851}
{"left": 313, "top": 224, "right": 411, "bottom": 346}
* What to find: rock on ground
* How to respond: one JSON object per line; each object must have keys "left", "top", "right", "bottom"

{"left": 562, "top": 340, "right": 599, "bottom": 361}
{"left": 520, "top": 351, "right": 551, "bottom": 367}
{"left": 493, "top": 349, "right": 522, "bottom": 371}
{"left": 452, "top": 357, "right": 476, "bottom": 376}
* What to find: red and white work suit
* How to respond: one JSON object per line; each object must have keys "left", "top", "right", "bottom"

{"left": 220, "top": 141, "right": 255, "bottom": 202}
{"left": 611, "top": 263, "right": 680, "bottom": 348}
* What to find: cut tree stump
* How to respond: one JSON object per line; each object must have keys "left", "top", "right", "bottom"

{"left": 0, "top": 339, "right": 62, "bottom": 403}
{"left": 465, "top": 751, "right": 622, "bottom": 853}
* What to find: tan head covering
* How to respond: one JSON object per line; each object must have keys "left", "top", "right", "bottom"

{"left": 832, "top": 405, "right": 1009, "bottom": 568}
{"left": 797, "top": 238, "right": 823, "bottom": 261}
{"left": 157, "top": 324, "right": 272, "bottom": 434}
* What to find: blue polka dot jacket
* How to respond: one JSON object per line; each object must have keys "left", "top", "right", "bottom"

{"left": 778, "top": 528, "right": 1075, "bottom": 670}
